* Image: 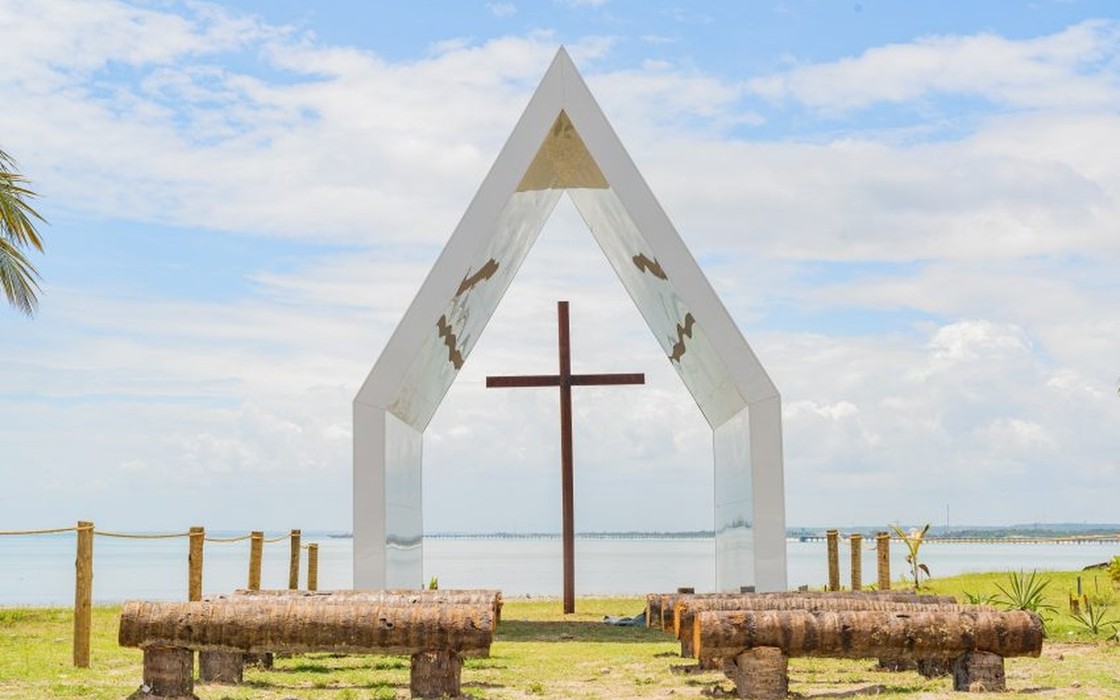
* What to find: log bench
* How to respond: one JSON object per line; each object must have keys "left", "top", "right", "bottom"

{"left": 194, "top": 589, "right": 503, "bottom": 682}
{"left": 118, "top": 597, "right": 496, "bottom": 699}
{"left": 672, "top": 595, "right": 994, "bottom": 665}
{"left": 694, "top": 609, "right": 1043, "bottom": 698}
{"left": 222, "top": 588, "right": 503, "bottom": 619}
{"left": 647, "top": 590, "right": 953, "bottom": 634}
{"left": 216, "top": 588, "right": 503, "bottom": 624}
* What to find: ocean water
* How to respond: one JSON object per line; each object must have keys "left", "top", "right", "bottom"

{"left": 0, "top": 533, "right": 1115, "bottom": 606}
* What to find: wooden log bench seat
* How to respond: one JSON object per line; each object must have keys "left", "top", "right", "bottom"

{"left": 194, "top": 589, "right": 503, "bottom": 681}
{"left": 693, "top": 608, "right": 1043, "bottom": 698}
{"left": 672, "top": 595, "right": 994, "bottom": 666}
{"left": 217, "top": 588, "right": 503, "bottom": 622}
{"left": 118, "top": 596, "right": 497, "bottom": 699}
{"left": 647, "top": 590, "right": 954, "bottom": 634}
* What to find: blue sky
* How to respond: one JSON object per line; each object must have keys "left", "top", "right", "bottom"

{"left": 1, "top": 0, "right": 1118, "bottom": 535}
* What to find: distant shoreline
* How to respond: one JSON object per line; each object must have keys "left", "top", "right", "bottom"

{"left": 325, "top": 523, "right": 1120, "bottom": 541}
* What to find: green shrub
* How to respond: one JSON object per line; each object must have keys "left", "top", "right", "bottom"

{"left": 1107, "top": 556, "right": 1120, "bottom": 583}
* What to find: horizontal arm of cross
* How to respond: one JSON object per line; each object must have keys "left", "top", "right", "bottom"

{"left": 486, "top": 375, "right": 561, "bottom": 388}
{"left": 570, "top": 373, "right": 645, "bottom": 386}
{"left": 486, "top": 373, "right": 645, "bottom": 388}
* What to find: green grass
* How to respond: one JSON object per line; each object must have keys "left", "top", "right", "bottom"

{"left": 2, "top": 573, "right": 1120, "bottom": 699}
{"left": 919, "top": 568, "right": 1118, "bottom": 639}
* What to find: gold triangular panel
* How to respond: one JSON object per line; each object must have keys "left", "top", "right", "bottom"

{"left": 516, "top": 110, "right": 609, "bottom": 192}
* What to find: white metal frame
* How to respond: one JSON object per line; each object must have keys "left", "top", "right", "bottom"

{"left": 354, "top": 48, "right": 787, "bottom": 592}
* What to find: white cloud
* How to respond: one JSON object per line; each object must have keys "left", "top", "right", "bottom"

{"left": 0, "top": 10, "right": 576, "bottom": 243}
{"left": 636, "top": 120, "right": 1120, "bottom": 265}
{"left": 748, "top": 20, "right": 1120, "bottom": 112}
{"left": 975, "top": 417, "right": 1057, "bottom": 453}
{"left": 927, "top": 320, "right": 1032, "bottom": 364}
{"left": 0, "top": 0, "right": 278, "bottom": 82}
{"left": 486, "top": 2, "right": 517, "bottom": 17}
{"left": 759, "top": 308, "right": 1120, "bottom": 526}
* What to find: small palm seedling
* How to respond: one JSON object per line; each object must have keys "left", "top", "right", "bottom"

{"left": 889, "top": 523, "right": 931, "bottom": 590}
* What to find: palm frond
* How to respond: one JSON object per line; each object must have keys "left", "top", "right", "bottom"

{"left": 0, "top": 237, "right": 42, "bottom": 315}
{"left": 0, "top": 149, "right": 46, "bottom": 251}
{"left": 0, "top": 148, "right": 46, "bottom": 316}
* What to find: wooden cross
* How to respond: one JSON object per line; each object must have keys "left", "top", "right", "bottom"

{"left": 486, "top": 301, "right": 644, "bottom": 613}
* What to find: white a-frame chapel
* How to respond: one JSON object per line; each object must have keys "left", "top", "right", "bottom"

{"left": 354, "top": 48, "right": 787, "bottom": 592}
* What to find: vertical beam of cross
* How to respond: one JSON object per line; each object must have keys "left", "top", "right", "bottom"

{"left": 486, "top": 301, "right": 645, "bottom": 613}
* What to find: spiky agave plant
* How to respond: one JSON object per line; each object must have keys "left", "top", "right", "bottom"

{"left": 994, "top": 570, "right": 1059, "bottom": 634}
{"left": 1069, "top": 601, "right": 1119, "bottom": 638}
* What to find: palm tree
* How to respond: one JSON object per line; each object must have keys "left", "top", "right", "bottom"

{"left": 0, "top": 148, "right": 46, "bottom": 316}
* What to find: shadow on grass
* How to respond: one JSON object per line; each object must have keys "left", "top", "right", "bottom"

{"left": 791, "top": 685, "right": 1059, "bottom": 698}
{"left": 284, "top": 662, "right": 332, "bottom": 674}
{"left": 497, "top": 619, "right": 676, "bottom": 644}
{"left": 462, "top": 681, "right": 505, "bottom": 689}
{"left": 701, "top": 682, "right": 923, "bottom": 699}
{"left": 237, "top": 677, "right": 402, "bottom": 692}
{"left": 230, "top": 655, "right": 508, "bottom": 695}
{"left": 266, "top": 654, "right": 409, "bottom": 673}
{"left": 806, "top": 685, "right": 893, "bottom": 698}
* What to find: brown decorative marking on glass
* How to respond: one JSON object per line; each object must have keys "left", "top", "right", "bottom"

{"left": 669, "top": 313, "right": 696, "bottom": 363}
{"left": 436, "top": 315, "right": 465, "bottom": 369}
{"left": 517, "top": 111, "right": 609, "bottom": 192}
{"left": 456, "top": 258, "right": 500, "bottom": 297}
{"left": 632, "top": 253, "right": 668, "bottom": 280}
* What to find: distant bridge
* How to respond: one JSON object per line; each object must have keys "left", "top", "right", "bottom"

{"left": 797, "top": 534, "right": 1120, "bottom": 545}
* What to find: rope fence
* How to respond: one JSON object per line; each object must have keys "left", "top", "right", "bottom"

{"left": 0, "top": 525, "right": 82, "bottom": 536}
{"left": 94, "top": 529, "right": 191, "bottom": 539}
{"left": 0, "top": 521, "right": 320, "bottom": 668}
{"left": 202, "top": 533, "right": 254, "bottom": 543}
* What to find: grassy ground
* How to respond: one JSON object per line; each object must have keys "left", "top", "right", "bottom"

{"left": 2, "top": 570, "right": 1120, "bottom": 699}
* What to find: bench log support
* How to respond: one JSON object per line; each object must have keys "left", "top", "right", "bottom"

{"left": 729, "top": 647, "right": 788, "bottom": 700}
{"left": 411, "top": 650, "right": 463, "bottom": 698}
{"left": 129, "top": 647, "right": 196, "bottom": 700}
{"left": 953, "top": 651, "right": 1005, "bottom": 692}
{"left": 198, "top": 650, "right": 243, "bottom": 684}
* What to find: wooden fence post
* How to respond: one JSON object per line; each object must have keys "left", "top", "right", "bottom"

{"left": 876, "top": 531, "right": 891, "bottom": 590}
{"left": 188, "top": 526, "right": 204, "bottom": 601}
{"left": 307, "top": 543, "right": 319, "bottom": 592}
{"left": 248, "top": 531, "right": 263, "bottom": 590}
{"left": 288, "top": 529, "right": 301, "bottom": 590}
{"left": 826, "top": 529, "right": 840, "bottom": 591}
{"left": 73, "top": 520, "right": 93, "bottom": 668}
{"left": 850, "top": 533, "right": 862, "bottom": 591}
